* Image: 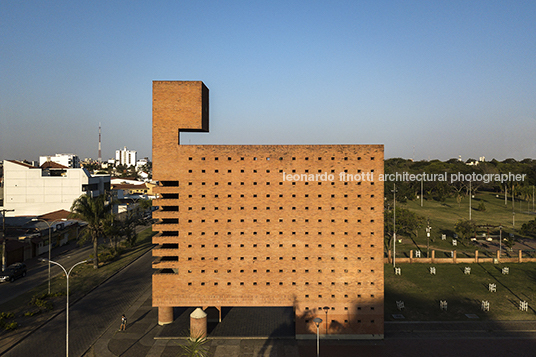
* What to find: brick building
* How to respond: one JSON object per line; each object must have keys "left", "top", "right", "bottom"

{"left": 152, "top": 81, "right": 384, "bottom": 338}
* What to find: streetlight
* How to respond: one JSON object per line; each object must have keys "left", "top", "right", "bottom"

{"left": 499, "top": 225, "right": 502, "bottom": 260}
{"left": 469, "top": 180, "right": 472, "bottom": 221}
{"left": 32, "top": 218, "right": 67, "bottom": 294}
{"left": 1, "top": 209, "right": 15, "bottom": 271}
{"left": 420, "top": 178, "right": 423, "bottom": 207}
{"left": 392, "top": 184, "right": 397, "bottom": 267}
{"left": 313, "top": 317, "right": 322, "bottom": 357}
{"left": 512, "top": 212, "right": 515, "bottom": 229}
{"left": 322, "top": 306, "right": 330, "bottom": 335}
{"left": 39, "top": 258, "right": 90, "bottom": 357}
{"left": 426, "top": 219, "right": 432, "bottom": 258}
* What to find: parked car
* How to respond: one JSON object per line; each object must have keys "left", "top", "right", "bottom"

{"left": 0, "top": 262, "right": 27, "bottom": 283}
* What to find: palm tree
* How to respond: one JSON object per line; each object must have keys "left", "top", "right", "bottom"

{"left": 179, "top": 335, "right": 210, "bottom": 357}
{"left": 70, "top": 193, "right": 113, "bottom": 269}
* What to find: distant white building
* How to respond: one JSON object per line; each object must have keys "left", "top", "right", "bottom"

{"left": 1, "top": 160, "right": 110, "bottom": 217}
{"left": 136, "top": 158, "right": 149, "bottom": 169}
{"left": 115, "top": 147, "right": 137, "bottom": 167}
{"left": 39, "top": 153, "right": 80, "bottom": 168}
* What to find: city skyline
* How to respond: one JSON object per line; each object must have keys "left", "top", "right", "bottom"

{"left": 1, "top": 1, "right": 535, "bottom": 162}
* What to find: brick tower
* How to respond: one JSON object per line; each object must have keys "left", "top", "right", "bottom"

{"left": 152, "top": 81, "right": 384, "bottom": 338}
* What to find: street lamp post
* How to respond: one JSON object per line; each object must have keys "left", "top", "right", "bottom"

{"left": 322, "top": 306, "right": 329, "bottom": 335}
{"left": 313, "top": 317, "right": 322, "bottom": 357}
{"left": 512, "top": 212, "right": 515, "bottom": 229}
{"left": 32, "top": 218, "right": 66, "bottom": 294}
{"left": 469, "top": 180, "right": 472, "bottom": 221}
{"left": 392, "top": 184, "right": 397, "bottom": 267}
{"left": 426, "top": 219, "right": 431, "bottom": 258}
{"left": 40, "top": 258, "right": 89, "bottom": 357}
{"left": 1, "top": 209, "right": 15, "bottom": 271}
{"left": 420, "top": 178, "right": 423, "bottom": 207}
{"left": 499, "top": 225, "right": 502, "bottom": 260}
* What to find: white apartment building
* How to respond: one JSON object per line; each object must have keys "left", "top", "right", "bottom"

{"left": 115, "top": 147, "right": 137, "bottom": 167}
{"left": 39, "top": 153, "right": 80, "bottom": 168}
{"left": 1, "top": 160, "right": 110, "bottom": 217}
{"left": 136, "top": 158, "right": 149, "bottom": 169}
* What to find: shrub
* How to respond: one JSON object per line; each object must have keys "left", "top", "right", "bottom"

{"left": 0, "top": 312, "right": 14, "bottom": 319}
{"left": 4, "top": 321, "right": 19, "bottom": 331}
{"left": 24, "top": 310, "right": 41, "bottom": 317}
{"left": 29, "top": 295, "right": 53, "bottom": 311}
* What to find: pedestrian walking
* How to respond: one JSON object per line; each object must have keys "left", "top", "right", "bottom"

{"left": 120, "top": 314, "right": 127, "bottom": 331}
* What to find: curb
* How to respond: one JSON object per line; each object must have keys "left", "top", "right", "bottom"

{"left": 90, "top": 284, "right": 153, "bottom": 357}
{"left": 0, "top": 242, "right": 154, "bottom": 356}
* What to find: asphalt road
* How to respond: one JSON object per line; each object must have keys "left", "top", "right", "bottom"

{"left": 3, "top": 247, "right": 153, "bottom": 357}
{"left": 0, "top": 225, "right": 150, "bottom": 306}
{"left": 0, "top": 242, "right": 94, "bottom": 305}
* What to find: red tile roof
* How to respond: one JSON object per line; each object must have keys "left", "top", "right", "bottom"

{"left": 7, "top": 160, "right": 36, "bottom": 168}
{"left": 38, "top": 209, "right": 71, "bottom": 221}
{"left": 40, "top": 161, "right": 69, "bottom": 169}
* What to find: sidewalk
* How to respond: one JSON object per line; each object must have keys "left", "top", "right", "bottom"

{"left": 88, "top": 288, "right": 536, "bottom": 357}
{"left": 88, "top": 290, "right": 300, "bottom": 357}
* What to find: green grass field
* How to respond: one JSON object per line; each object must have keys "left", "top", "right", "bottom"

{"left": 385, "top": 262, "right": 536, "bottom": 321}
{"left": 391, "top": 191, "right": 536, "bottom": 256}
{"left": 385, "top": 193, "right": 536, "bottom": 321}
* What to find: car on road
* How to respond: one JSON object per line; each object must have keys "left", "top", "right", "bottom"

{"left": 0, "top": 262, "right": 27, "bottom": 282}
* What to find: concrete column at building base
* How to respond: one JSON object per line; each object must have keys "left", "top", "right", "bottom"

{"left": 190, "top": 307, "right": 207, "bottom": 339}
{"left": 158, "top": 306, "right": 174, "bottom": 325}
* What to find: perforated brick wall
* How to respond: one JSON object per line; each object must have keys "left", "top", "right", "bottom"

{"left": 152, "top": 81, "right": 384, "bottom": 337}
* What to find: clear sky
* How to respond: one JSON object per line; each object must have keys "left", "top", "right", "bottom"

{"left": 1, "top": 1, "right": 535, "bottom": 162}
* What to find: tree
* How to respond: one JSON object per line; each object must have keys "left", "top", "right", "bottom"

{"left": 70, "top": 194, "right": 113, "bottom": 269}
{"left": 384, "top": 207, "right": 425, "bottom": 247}
{"left": 520, "top": 218, "right": 536, "bottom": 237}
{"left": 454, "top": 219, "right": 476, "bottom": 241}
{"left": 120, "top": 211, "right": 142, "bottom": 247}
{"left": 104, "top": 215, "right": 123, "bottom": 254}
{"left": 139, "top": 198, "right": 153, "bottom": 211}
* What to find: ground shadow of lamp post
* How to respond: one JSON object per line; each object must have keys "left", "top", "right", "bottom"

{"left": 39, "top": 257, "right": 91, "bottom": 357}
{"left": 32, "top": 218, "right": 66, "bottom": 294}
{"left": 313, "top": 317, "right": 322, "bottom": 357}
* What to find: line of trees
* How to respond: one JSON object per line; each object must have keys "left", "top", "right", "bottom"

{"left": 384, "top": 158, "right": 536, "bottom": 204}
{"left": 383, "top": 158, "right": 536, "bottom": 248}
{"left": 70, "top": 193, "right": 152, "bottom": 269}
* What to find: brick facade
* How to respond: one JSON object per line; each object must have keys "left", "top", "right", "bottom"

{"left": 152, "top": 81, "right": 384, "bottom": 338}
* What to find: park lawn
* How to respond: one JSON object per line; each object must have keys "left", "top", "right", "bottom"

{"left": 393, "top": 191, "right": 536, "bottom": 256}
{"left": 385, "top": 262, "right": 536, "bottom": 321}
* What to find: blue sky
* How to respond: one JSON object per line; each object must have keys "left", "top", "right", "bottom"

{"left": 1, "top": 1, "right": 535, "bottom": 162}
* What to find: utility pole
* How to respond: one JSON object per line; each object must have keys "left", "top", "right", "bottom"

{"left": 469, "top": 180, "right": 472, "bottom": 221}
{"left": 512, "top": 184, "right": 515, "bottom": 229}
{"left": 499, "top": 225, "right": 502, "bottom": 260}
{"left": 1, "top": 209, "right": 15, "bottom": 271}
{"left": 426, "top": 218, "right": 431, "bottom": 258}
{"left": 392, "top": 184, "right": 397, "bottom": 268}
{"left": 420, "top": 179, "right": 423, "bottom": 207}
